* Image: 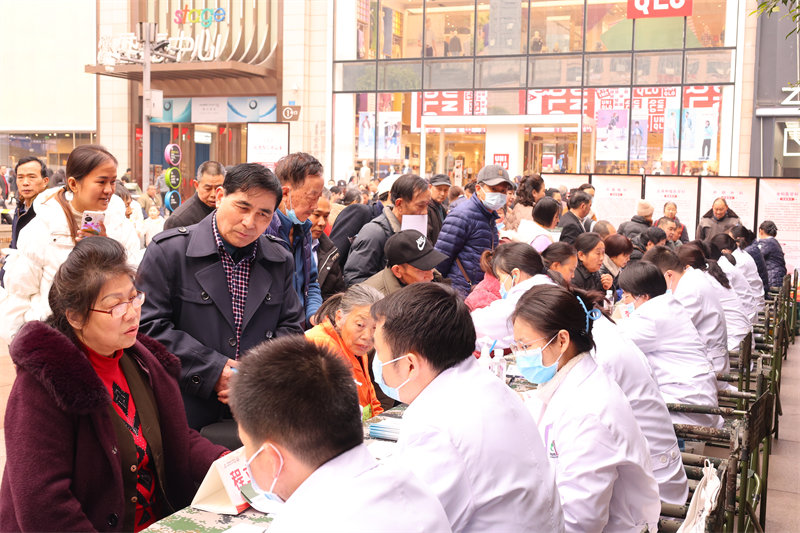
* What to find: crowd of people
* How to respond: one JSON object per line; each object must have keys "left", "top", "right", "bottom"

{"left": 0, "top": 145, "right": 791, "bottom": 532}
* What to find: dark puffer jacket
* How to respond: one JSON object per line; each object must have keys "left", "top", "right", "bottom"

{"left": 618, "top": 215, "right": 651, "bottom": 241}
{"left": 434, "top": 194, "right": 499, "bottom": 297}
{"left": 758, "top": 237, "right": 787, "bottom": 288}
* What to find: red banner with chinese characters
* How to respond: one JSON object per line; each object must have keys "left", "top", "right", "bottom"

{"left": 627, "top": 0, "right": 692, "bottom": 19}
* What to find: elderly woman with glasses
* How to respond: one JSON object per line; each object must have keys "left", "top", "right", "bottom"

{"left": 0, "top": 237, "right": 227, "bottom": 532}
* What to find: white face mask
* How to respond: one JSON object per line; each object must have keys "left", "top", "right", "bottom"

{"left": 482, "top": 192, "right": 507, "bottom": 212}
{"left": 246, "top": 443, "right": 285, "bottom": 503}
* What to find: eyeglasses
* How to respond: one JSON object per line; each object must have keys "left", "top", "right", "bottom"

{"left": 509, "top": 335, "right": 549, "bottom": 355}
{"left": 90, "top": 291, "right": 145, "bottom": 319}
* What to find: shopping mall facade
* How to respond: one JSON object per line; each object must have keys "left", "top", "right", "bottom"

{"left": 4, "top": 0, "right": 800, "bottom": 186}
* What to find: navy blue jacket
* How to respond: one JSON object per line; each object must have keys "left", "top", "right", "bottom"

{"left": 744, "top": 242, "right": 770, "bottom": 294}
{"left": 434, "top": 194, "right": 499, "bottom": 297}
{"left": 758, "top": 237, "right": 787, "bottom": 288}
{"left": 265, "top": 210, "right": 322, "bottom": 324}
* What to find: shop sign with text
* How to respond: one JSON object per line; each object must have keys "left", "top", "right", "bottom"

{"left": 627, "top": 0, "right": 692, "bottom": 19}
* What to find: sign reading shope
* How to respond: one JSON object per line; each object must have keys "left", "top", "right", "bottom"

{"left": 173, "top": 6, "right": 227, "bottom": 27}
{"left": 627, "top": 0, "right": 692, "bottom": 19}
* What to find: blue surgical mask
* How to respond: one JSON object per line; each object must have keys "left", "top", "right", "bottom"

{"left": 499, "top": 273, "right": 516, "bottom": 299}
{"left": 482, "top": 192, "right": 507, "bottom": 212}
{"left": 246, "top": 443, "right": 284, "bottom": 503}
{"left": 372, "top": 353, "right": 410, "bottom": 402}
{"left": 285, "top": 191, "right": 304, "bottom": 225}
{"left": 515, "top": 335, "right": 563, "bottom": 384}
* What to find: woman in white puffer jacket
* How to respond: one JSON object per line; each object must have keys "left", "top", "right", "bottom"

{"left": 0, "top": 145, "right": 141, "bottom": 343}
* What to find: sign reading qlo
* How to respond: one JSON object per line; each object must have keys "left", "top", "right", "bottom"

{"left": 627, "top": 0, "right": 692, "bottom": 19}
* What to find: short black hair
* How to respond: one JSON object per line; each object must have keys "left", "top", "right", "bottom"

{"left": 573, "top": 232, "right": 603, "bottom": 255}
{"left": 197, "top": 161, "right": 226, "bottom": 180}
{"left": 329, "top": 185, "right": 343, "bottom": 195}
{"left": 491, "top": 242, "right": 544, "bottom": 278}
{"left": 342, "top": 187, "right": 362, "bottom": 205}
{"left": 578, "top": 183, "right": 595, "bottom": 192}
{"left": 618, "top": 261, "right": 667, "bottom": 299}
{"left": 230, "top": 336, "right": 363, "bottom": 469}
{"left": 371, "top": 283, "right": 475, "bottom": 373}
{"left": 391, "top": 174, "right": 428, "bottom": 204}
{"left": 641, "top": 227, "right": 667, "bottom": 246}
{"left": 532, "top": 197, "right": 560, "bottom": 226}
{"left": 568, "top": 190, "right": 592, "bottom": 210}
{"left": 511, "top": 284, "right": 596, "bottom": 354}
{"left": 657, "top": 216, "right": 676, "bottom": 228}
{"left": 275, "top": 152, "right": 323, "bottom": 187}
{"left": 759, "top": 220, "right": 778, "bottom": 237}
{"left": 15, "top": 156, "right": 47, "bottom": 177}
{"left": 641, "top": 245, "right": 681, "bottom": 273}
{"left": 464, "top": 181, "right": 477, "bottom": 194}
{"left": 222, "top": 163, "right": 283, "bottom": 205}
{"left": 593, "top": 220, "right": 615, "bottom": 238}
{"left": 545, "top": 187, "right": 561, "bottom": 198}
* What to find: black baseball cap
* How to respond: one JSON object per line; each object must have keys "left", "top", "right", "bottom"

{"left": 384, "top": 230, "right": 447, "bottom": 270}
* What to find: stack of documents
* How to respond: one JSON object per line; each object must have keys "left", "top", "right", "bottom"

{"left": 368, "top": 417, "right": 402, "bottom": 441}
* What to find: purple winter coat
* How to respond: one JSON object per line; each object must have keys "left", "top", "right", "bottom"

{"left": 0, "top": 321, "right": 227, "bottom": 532}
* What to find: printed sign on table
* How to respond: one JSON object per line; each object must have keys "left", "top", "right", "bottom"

{"left": 699, "top": 177, "right": 757, "bottom": 236}
{"left": 644, "top": 175, "right": 699, "bottom": 239}
{"left": 192, "top": 447, "right": 251, "bottom": 515}
{"left": 590, "top": 175, "right": 644, "bottom": 230}
{"left": 757, "top": 178, "right": 800, "bottom": 272}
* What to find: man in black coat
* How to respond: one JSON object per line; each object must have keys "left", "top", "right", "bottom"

{"left": 137, "top": 164, "right": 304, "bottom": 439}
{"left": 557, "top": 190, "right": 592, "bottom": 244}
{"left": 309, "top": 196, "right": 346, "bottom": 300}
{"left": 427, "top": 173, "right": 451, "bottom": 245}
{"left": 164, "top": 161, "right": 225, "bottom": 230}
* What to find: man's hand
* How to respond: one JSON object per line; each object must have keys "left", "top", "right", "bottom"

{"left": 214, "top": 359, "right": 240, "bottom": 404}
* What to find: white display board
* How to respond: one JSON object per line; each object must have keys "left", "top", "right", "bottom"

{"left": 644, "top": 175, "right": 699, "bottom": 239}
{"left": 590, "top": 175, "right": 643, "bottom": 230}
{"left": 542, "top": 174, "right": 590, "bottom": 193}
{"left": 757, "top": 178, "right": 800, "bottom": 272}
{"left": 246, "top": 123, "right": 290, "bottom": 171}
{"left": 699, "top": 177, "right": 757, "bottom": 240}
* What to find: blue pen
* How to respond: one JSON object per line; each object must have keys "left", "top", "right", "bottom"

{"left": 489, "top": 340, "right": 497, "bottom": 354}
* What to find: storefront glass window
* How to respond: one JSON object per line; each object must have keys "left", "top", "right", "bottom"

{"left": 0, "top": 132, "right": 96, "bottom": 171}
{"left": 376, "top": 92, "right": 418, "bottom": 176}
{"left": 529, "top": 55, "right": 583, "bottom": 87}
{"left": 634, "top": 52, "right": 683, "bottom": 85}
{"left": 690, "top": 0, "right": 734, "bottom": 47}
{"left": 530, "top": 0, "right": 584, "bottom": 53}
{"left": 484, "top": 90, "right": 525, "bottom": 115}
{"left": 583, "top": 87, "right": 631, "bottom": 174}
{"left": 585, "top": 2, "right": 632, "bottom": 52}
{"left": 424, "top": 0, "right": 475, "bottom": 58}
{"left": 634, "top": 17, "right": 685, "bottom": 50}
{"left": 424, "top": 58, "right": 474, "bottom": 90}
{"left": 476, "top": 0, "right": 527, "bottom": 55}
{"left": 475, "top": 57, "right": 526, "bottom": 88}
{"left": 335, "top": 0, "right": 378, "bottom": 60}
{"left": 378, "top": 2, "right": 424, "bottom": 58}
{"left": 585, "top": 53, "right": 632, "bottom": 86}
{"left": 679, "top": 85, "right": 725, "bottom": 176}
{"left": 630, "top": 87, "right": 683, "bottom": 174}
{"left": 684, "top": 50, "right": 734, "bottom": 84}
{"left": 333, "top": 92, "right": 376, "bottom": 183}
{"left": 335, "top": 62, "right": 377, "bottom": 92}
{"left": 378, "top": 61, "right": 423, "bottom": 91}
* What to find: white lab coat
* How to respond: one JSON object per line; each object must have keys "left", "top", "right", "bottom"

{"left": 673, "top": 267, "right": 729, "bottom": 375}
{"left": 524, "top": 353, "right": 661, "bottom": 533}
{"left": 732, "top": 248, "right": 765, "bottom": 320}
{"left": 269, "top": 443, "right": 451, "bottom": 533}
{"left": 619, "top": 293, "right": 723, "bottom": 428}
{"left": 718, "top": 255, "right": 757, "bottom": 324}
{"left": 703, "top": 271, "right": 751, "bottom": 352}
{"left": 396, "top": 356, "right": 565, "bottom": 533}
{"left": 592, "top": 316, "right": 689, "bottom": 505}
{"left": 472, "top": 274, "right": 554, "bottom": 352}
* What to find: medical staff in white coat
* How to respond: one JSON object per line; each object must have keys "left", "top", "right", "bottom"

{"left": 230, "top": 336, "right": 451, "bottom": 533}
{"left": 677, "top": 244, "right": 751, "bottom": 352}
{"left": 512, "top": 284, "right": 661, "bottom": 533}
{"left": 729, "top": 226, "right": 766, "bottom": 316}
{"left": 372, "top": 283, "right": 564, "bottom": 533}
{"left": 710, "top": 234, "right": 760, "bottom": 324}
{"left": 472, "top": 242, "right": 554, "bottom": 352}
{"left": 669, "top": 246, "right": 729, "bottom": 375}
{"left": 592, "top": 311, "right": 689, "bottom": 505}
{"left": 618, "top": 261, "right": 723, "bottom": 429}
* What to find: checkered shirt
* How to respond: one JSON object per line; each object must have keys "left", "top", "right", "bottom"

{"left": 212, "top": 213, "right": 258, "bottom": 359}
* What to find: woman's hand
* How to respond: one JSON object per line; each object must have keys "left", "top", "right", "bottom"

{"left": 600, "top": 273, "right": 613, "bottom": 291}
{"left": 76, "top": 222, "right": 107, "bottom": 242}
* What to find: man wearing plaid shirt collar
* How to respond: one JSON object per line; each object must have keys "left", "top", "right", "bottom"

{"left": 138, "top": 163, "right": 304, "bottom": 445}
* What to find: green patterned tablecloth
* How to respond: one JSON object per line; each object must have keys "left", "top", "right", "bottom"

{"left": 144, "top": 506, "right": 273, "bottom": 533}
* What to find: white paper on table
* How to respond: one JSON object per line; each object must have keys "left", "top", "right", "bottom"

{"left": 367, "top": 439, "right": 399, "bottom": 461}
{"left": 222, "top": 524, "right": 269, "bottom": 533}
{"left": 191, "top": 447, "right": 251, "bottom": 515}
{"left": 400, "top": 214, "right": 428, "bottom": 235}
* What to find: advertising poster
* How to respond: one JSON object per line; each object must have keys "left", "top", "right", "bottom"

{"left": 679, "top": 108, "right": 718, "bottom": 162}
{"left": 357, "top": 111, "right": 375, "bottom": 159}
{"left": 595, "top": 109, "right": 629, "bottom": 161}
{"left": 662, "top": 108, "right": 680, "bottom": 160}
{"left": 757, "top": 178, "right": 800, "bottom": 272}
{"left": 629, "top": 117, "right": 648, "bottom": 160}
{"left": 246, "top": 123, "right": 290, "bottom": 171}
{"left": 377, "top": 111, "right": 401, "bottom": 160}
{"left": 227, "top": 97, "right": 277, "bottom": 123}
{"left": 151, "top": 98, "right": 192, "bottom": 123}
{"left": 590, "top": 175, "right": 643, "bottom": 230}
{"left": 698, "top": 177, "right": 757, "bottom": 238}
{"left": 644, "top": 175, "right": 699, "bottom": 239}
